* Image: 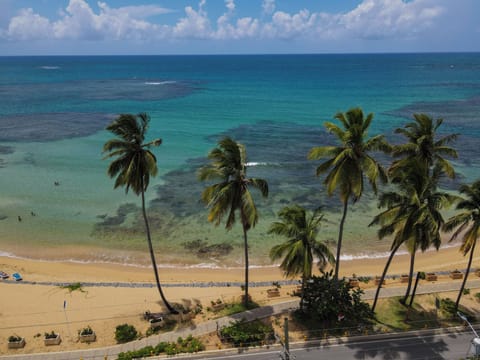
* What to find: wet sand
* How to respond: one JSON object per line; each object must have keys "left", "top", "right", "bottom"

{"left": 1, "top": 243, "right": 479, "bottom": 355}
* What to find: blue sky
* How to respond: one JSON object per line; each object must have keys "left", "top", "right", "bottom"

{"left": 0, "top": 0, "right": 478, "bottom": 55}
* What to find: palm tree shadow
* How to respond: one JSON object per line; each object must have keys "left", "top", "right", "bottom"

{"left": 347, "top": 335, "right": 451, "bottom": 359}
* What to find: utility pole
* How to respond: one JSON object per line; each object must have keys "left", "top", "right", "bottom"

{"left": 284, "top": 317, "right": 290, "bottom": 360}
{"left": 276, "top": 317, "right": 293, "bottom": 360}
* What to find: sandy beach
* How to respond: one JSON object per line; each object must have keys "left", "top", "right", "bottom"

{"left": 1, "top": 243, "right": 480, "bottom": 355}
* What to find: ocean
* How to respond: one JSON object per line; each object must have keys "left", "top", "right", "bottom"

{"left": 0, "top": 53, "right": 479, "bottom": 268}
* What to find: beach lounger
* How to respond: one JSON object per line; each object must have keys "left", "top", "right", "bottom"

{"left": 144, "top": 310, "right": 164, "bottom": 322}
{"left": 12, "top": 272, "right": 22, "bottom": 281}
{"left": 0, "top": 271, "right": 9, "bottom": 279}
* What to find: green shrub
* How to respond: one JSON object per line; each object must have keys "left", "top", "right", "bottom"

{"left": 475, "top": 292, "right": 480, "bottom": 301}
{"left": 8, "top": 335, "right": 22, "bottom": 342}
{"left": 358, "top": 276, "right": 371, "bottom": 284}
{"left": 440, "top": 298, "right": 456, "bottom": 315}
{"left": 115, "top": 324, "right": 138, "bottom": 343}
{"left": 78, "top": 326, "right": 94, "bottom": 336}
{"left": 297, "top": 270, "right": 374, "bottom": 327}
{"left": 44, "top": 331, "right": 58, "bottom": 339}
{"left": 463, "top": 288, "right": 471, "bottom": 295}
{"left": 116, "top": 335, "right": 204, "bottom": 360}
{"left": 220, "top": 319, "right": 274, "bottom": 347}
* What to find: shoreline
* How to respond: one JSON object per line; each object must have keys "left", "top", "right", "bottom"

{"left": 0, "top": 242, "right": 477, "bottom": 284}
{"left": 0, "top": 239, "right": 463, "bottom": 271}
{"left": 1, "top": 243, "right": 480, "bottom": 355}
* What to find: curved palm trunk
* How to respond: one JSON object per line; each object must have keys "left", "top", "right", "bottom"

{"left": 372, "top": 242, "right": 402, "bottom": 312}
{"left": 141, "top": 189, "right": 177, "bottom": 314}
{"left": 402, "top": 251, "right": 416, "bottom": 305}
{"left": 408, "top": 271, "right": 422, "bottom": 307}
{"left": 334, "top": 199, "right": 349, "bottom": 280}
{"left": 241, "top": 222, "right": 250, "bottom": 308}
{"left": 300, "top": 275, "right": 307, "bottom": 311}
{"left": 455, "top": 241, "right": 476, "bottom": 311}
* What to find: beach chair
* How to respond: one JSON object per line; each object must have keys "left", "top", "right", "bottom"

{"left": 12, "top": 272, "right": 22, "bottom": 281}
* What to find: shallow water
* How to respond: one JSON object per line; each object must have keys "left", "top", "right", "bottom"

{"left": 0, "top": 53, "right": 479, "bottom": 267}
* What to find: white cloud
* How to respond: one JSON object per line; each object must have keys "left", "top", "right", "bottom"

{"left": 7, "top": 8, "right": 52, "bottom": 40}
{"left": 225, "top": 0, "right": 235, "bottom": 12}
{"left": 0, "top": 0, "right": 446, "bottom": 43}
{"left": 338, "top": 0, "right": 444, "bottom": 39}
{"left": 215, "top": 0, "right": 259, "bottom": 40}
{"left": 262, "top": 0, "right": 275, "bottom": 15}
{"left": 3, "top": 0, "right": 170, "bottom": 41}
{"left": 173, "top": 0, "right": 212, "bottom": 38}
{"left": 265, "top": 9, "right": 317, "bottom": 39}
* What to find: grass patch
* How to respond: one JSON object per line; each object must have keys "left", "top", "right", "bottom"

{"left": 286, "top": 293, "right": 475, "bottom": 340}
{"left": 374, "top": 297, "right": 442, "bottom": 331}
{"left": 60, "top": 282, "right": 86, "bottom": 293}
{"left": 217, "top": 301, "right": 260, "bottom": 317}
{"left": 374, "top": 295, "right": 474, "bottom": 332}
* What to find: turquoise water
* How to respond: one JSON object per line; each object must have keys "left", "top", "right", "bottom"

{"left": 0, "top": 53, "right": 480, "bottom": 267}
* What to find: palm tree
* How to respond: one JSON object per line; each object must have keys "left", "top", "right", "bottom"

{"left": 387, "top": 114, "right": 458, "bottom": 304}
{"left": 308, "top": 107, "right": 390, "bottom": 279}
{"left": 389, "top": 113, "right": 458, "bottom": 181}
{"left": 443, "top": 180, "right": 480, "bottom": 311}
{"left": 198, "top": 136, "right": 268, "bottom": 307}
{"left": 103, "top": 113, "right": 177, "bottom": 314}
{"left": 370, "top": 162, "right": 456, "bottom": 310}
{"left": 268, "top": 205, "right": 335, "bottom": 308}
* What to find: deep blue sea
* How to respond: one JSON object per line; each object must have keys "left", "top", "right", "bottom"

{"left": 0, "top": 53, "right": 479, "bottom": 267}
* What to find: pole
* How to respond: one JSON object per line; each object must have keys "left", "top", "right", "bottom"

{"left": 63, "top": 300, "right": 73, "bottom": 341}
{"left": 458, "top": 311, "right": 479, "bottom": 338}
{"left": 408, "top": 271, "right": 421, "bottom": 307}
{"left": 284, "top": 317, "right": 290, "bottom": 360}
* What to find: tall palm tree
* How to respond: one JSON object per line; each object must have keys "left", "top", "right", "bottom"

{"left": 268, "top": 205, "right": 335, "bottom": 308}
{"left": 370, "top": 162, "right": 456, "bottom": 310}
{"left": 387, "top": 114, "right": 458, "bottom": 304}
{"left": 443, "top": 180, "right": 480, "bottom": 311}
{"left": 389, "top": 114, "right": 458, "bottom": 181}
{"left": 103, "top": 113, "right": 177, "bottom": 314}
{"left": 198, "top": 136, "right": 268, "bottom": 307}
{"left": 308, "top": 107, "right": 390, "bottom": 279}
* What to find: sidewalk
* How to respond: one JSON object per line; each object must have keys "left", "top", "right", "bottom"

{"left": 1, "top": 278, "right": 479, "bottom": 360}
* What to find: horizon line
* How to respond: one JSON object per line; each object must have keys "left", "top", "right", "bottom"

{"left": 1, "top": 50, "right": 480, "bottom": 58}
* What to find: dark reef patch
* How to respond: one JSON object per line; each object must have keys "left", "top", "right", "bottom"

{"left": 182, "top": 239, "right": 233, "bottom": 259}
{"left": 384, "top": 94, "right": 480, "bottom": 177}
{"left": 0, "top": 113, "right": 115, "bottom": 142}
{"left": 384, "top": 95, "right": 480, "bottom": 134}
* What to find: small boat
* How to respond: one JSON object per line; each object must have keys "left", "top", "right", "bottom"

{"left": 12, "top": 272, "right": 22, "bottom": 281}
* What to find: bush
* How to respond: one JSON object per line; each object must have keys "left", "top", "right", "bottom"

{"left": 79, "top": 326, "right": 94, "bottom": 336}
{"left": 219, "top": 319, "right": 274, "bottom": 347}
{"left": 117, "top": 335, "right": 205, "bottom": 360}
{"left": 463, "top": 288, "right": 471, "bottom": 295}
{"left": 44, "top": 331, "right": 58, "bottom": 339}
{"left": 8, "top": 335, "right": 22, "bottom": 342}
{"left": 440, "top": 298, "right": 456, "bottom": 315}
{"left": 115, "top": 324, "right": 138, "bottom": 343}
{"left": 297, "top": 270, "right": 373, "bottom": 327}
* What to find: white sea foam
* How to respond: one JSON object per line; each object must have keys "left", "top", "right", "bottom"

{"left": 144, "top": 81, "right": 176, "bottom": 85}
{"left": 40, "top": 66, "right": 60, "bottom": 70}
{"left": 0, "top": 242, "right": 463, "bottom": 269}
{"left": 246, "top": 162, "right": 277, "bottom": 167}
{"left": 340, "top": 250, "right": 407, "bottom": 261}
{"left": 0, "top": 251, "right": 16, "bottom": 258}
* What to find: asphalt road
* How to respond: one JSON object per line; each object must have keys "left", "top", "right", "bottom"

{"left": 174, "top": 330, "right": 477, "bottom": 360}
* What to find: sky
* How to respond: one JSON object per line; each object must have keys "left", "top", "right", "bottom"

{"left": 0, "top": 0, "right": 478, "bottom": 55}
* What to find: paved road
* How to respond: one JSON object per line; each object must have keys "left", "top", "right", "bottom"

{"left": 166, "top": 330, "right": 477, "bottom": 360}
{"left": 2, "top": 278, "right": 480, "bottom": 360}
